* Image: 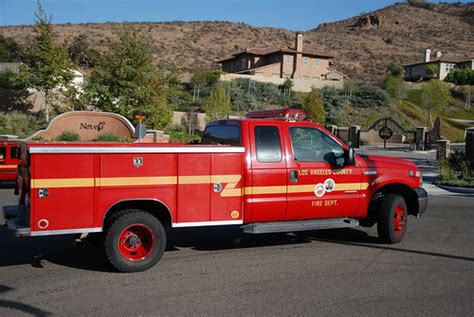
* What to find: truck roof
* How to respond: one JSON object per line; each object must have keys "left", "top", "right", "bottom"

{"left": 206, "top": 118, "right": 325, "bottom": 129}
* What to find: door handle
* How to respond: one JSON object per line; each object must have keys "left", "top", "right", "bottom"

{"left": 289, "top": 170, "right": 298, "bottom": 183}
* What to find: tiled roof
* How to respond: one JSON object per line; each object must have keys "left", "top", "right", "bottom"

{"left": 217, "top": 46, "right": 334, "bottom": 63}
{"left": 403, "top": 55, "right": 473, "bottom": 67}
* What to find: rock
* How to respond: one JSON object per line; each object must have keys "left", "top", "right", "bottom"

{"left": 353, "top": 14, "right": 384, "bottom": 28}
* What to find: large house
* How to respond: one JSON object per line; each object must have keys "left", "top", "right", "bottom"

{"left": 217, "top": 33, "right": 344, "bottom": 92}
{"left": 404, "top": 49, "right": 473, "bottom": 81}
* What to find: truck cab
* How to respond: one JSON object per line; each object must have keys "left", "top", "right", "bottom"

{"left": 202, "top": 110, "right": 426, "bottom": 227}
{"left": 0, "top": 140, "right": 20, "bottom": 181}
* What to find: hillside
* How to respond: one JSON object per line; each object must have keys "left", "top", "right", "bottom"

{"left": 1, "top": 2, "right": 473, "bottom": 82}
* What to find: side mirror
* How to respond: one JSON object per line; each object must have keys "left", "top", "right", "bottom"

{"left": 348, "top": 145, "right": 356, "bottom": 166}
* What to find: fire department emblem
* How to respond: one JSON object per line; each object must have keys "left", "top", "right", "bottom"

{"left": 314, "top": 183, "right": 326, "bottom": 197}
{"left": 324, "top": 178, "right": 336, "bottom": 192}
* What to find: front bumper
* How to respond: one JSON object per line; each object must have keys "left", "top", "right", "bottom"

{"left": 415, "top": 187, "right": 428, "bottom": 215}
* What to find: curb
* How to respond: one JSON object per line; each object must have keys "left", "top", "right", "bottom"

{"left": 436, "top": 184, "right": 474, "bottom": 194}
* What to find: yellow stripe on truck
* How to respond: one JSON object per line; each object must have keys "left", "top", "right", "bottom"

{"left": 30, "top": 176, "right": 368, "bottom": 197}
{"left": 0, "top": 165, "right": 17, "bottom": 169}
{"left": 31, "top": 178, "right": 95, "bottom": 188}
{"left": 97, "top": 176, "right": 178, "bottom": 187}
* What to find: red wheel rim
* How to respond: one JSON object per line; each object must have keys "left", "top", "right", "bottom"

{"left": 118, "top": 224, "right": 156, "bottom": 261}
{"left": 393, "top": 205, "right": 406, "bottom": 235}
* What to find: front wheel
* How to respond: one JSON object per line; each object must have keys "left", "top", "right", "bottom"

{"left": 377, "top": 194, "right": 407, "bottom": 244}
{"left": 105, "top": 210, "right": 166, "bottom": 272}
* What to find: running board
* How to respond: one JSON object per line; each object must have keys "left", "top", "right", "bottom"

{"left": 241, "top": 218, "right": 359, "bottom": 234}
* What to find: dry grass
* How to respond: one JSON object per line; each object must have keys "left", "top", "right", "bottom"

{"left": 0, "top": 2, "right": 472, "bottom": 83}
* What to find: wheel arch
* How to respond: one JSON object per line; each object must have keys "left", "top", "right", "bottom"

{"left": 374, "top": 183, "right": 418, "bottom": 215}
{"left": 102, "top": 199, "right": 173, "bottom": 229}
{"left": 361, "top": 182, "right": 419, "bottom": 227}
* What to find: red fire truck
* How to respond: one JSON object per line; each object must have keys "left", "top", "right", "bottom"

{"left": 2, "top": 109, "right": 427, "bottom": 272}
{"left": 0, "top": 140, "right": 20, "bottom": 181}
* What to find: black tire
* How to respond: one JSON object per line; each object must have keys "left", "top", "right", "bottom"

{"left": 104, "top": 210, "right": 166, "bottom": 273}
{"left": 377, "top": 194, "right": 408, "bottom": 244}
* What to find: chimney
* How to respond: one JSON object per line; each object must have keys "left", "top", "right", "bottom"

{"left": 436, "top": 51, "right": 442, "bottom": 58}
{"left": 295, "top": 33, "right": 304, "bottom": 52}
{"left": 424, "top": 49, "right": 431, "bottom": 63}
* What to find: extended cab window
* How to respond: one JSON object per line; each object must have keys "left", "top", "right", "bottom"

{"left": 290, "top": 127, "right": 345, "bottom": 163}
{"left": 255, "top": 126, "right": 282, "bottom": 163}
{"left": 202, "top": 125, "right": 241, "bottom": 146}
{"left": 11, "top": 146, "right": 19, "bottom": 159}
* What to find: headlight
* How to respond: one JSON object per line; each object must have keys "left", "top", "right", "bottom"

{"left": 408, "top": 170, "right": 422, "bottom": 187}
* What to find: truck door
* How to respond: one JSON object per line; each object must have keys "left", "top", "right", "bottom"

{"left": 247, "top": 123, "right": 287, "bottom": 222}
{"left": 285, "top": 126, "right": 362, "bottom": 220}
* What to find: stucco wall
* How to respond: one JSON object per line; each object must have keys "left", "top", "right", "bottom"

{"left": 252, "top": 63, "right": 282, "bottom": 78}
{"left": 220, "top": 73, "right": 343, "bottom": 92}
{"left": 294, "top": 56, "right": 330, "bottom": 80}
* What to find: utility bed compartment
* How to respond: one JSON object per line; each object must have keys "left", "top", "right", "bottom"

{"left": 20, "top": 143, "right": 246, "bottom": 235}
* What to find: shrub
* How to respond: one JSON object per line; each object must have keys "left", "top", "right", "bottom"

{"left": 319, "top": 86, "right": 349, "bottom": 124}
{"left": 95, "top": 132, "right": 120, "bottom": 142}
{"left": 0, "top": 111, "right": 45, "bottom": 138}
{"left": 438, "top": 151, "right": 473, "bottom": 187}
{"left": 166, "top": 124, "right": 200, "bottom": 143}
{"left": 407, "top": 0, "right": 434, "bottom": 10}
{"left": 350, "top": 84, "right": 389, "bottom": 108}
{"left": 55, "top": 131, "right": 80, "bottom": 141}
{"left": 303, "top": 88, "right": 325, "bottom": 123}
{"left": 445, "top": 69, "right": 474, "bottom": 86}
{"left": 221, "top": 79, "right": 293, "bottom": 114}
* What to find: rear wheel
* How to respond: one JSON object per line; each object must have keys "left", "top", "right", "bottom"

{"left": 105, "top": 210, "right": 166, "bottom": 272}
{"left": 377, "top": 194, "right": 407, "bottom": 244}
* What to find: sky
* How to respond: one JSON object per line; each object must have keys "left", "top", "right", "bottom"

{"left": 0, "top": 0, "right": 469, "bottom": 30}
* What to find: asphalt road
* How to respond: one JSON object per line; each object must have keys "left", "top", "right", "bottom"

{"left": 0, "top": 184, "right": 473, "bottom": 316}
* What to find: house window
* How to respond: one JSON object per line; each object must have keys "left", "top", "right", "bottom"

{"left": 241, "top": 58, "right": 246, "bottom": 69}
{"left": 285, "top": 55, "right": 293, "bottom": 64}
{"left": 315, "top": 58, "right": 320, "bottom": 67}
{"left": 303, "top": 57, "right": 309, "bottom": 65}
{"left": 272, "top": 73, "right": 279, "bottom": 78}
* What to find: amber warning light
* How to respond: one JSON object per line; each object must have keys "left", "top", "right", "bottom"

{"left": 246, "top": 108, "right": 306, "bottom": 121}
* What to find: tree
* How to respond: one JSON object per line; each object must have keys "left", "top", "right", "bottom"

{"left": 68, "top": 34, "right": 100, "bottom": 68}
{"left": 23, "top": 1, "right": 74, "bottom": 122}
{"left": 0, "top": 35, "right": 25, "bottom": 62}
{"left": 385, "top": 75, "right": 405, "bottom": 101}
{"left": 85, "top": 23, "right": 171, "bottom": 129}
{"left": 303, "top": 88, "right": 325, "bottom": 123}
{"left": 190, "top": 70, "right": 220, "bottom": 102}
{"left": 204, "top": 84, "right": 231, "bottom": 121}
{"left": 386, "top": 63, "right": 403, "bottom": 78}
{"left": 280, "top": 78, "right": 293, "bottom": 97}
{"left": 460, "top": 85, "right": 473, "bottom": 110}
{"left": 420, "top": 80, "right": 451, "bottom": 127}
{"left": 343, "top": 79, "right": 356, "bottom": 98}
{"left": 425, "top": 64, "right": 438, "bottom": 78}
